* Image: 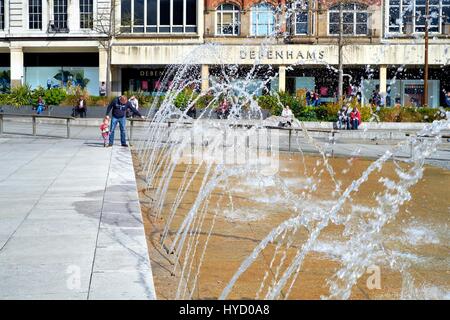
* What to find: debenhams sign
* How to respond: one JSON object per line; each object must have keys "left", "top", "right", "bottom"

{"left": 239, "top": 48, "right": 326, "bottom": 61}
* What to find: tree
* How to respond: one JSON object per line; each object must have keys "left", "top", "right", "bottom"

{"left": 90, "top": 0, "right": 131, "bottom": 96}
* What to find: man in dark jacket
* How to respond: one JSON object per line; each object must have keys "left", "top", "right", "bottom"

{"left": 106, "top": 95, "right": 144, "bottom": 147}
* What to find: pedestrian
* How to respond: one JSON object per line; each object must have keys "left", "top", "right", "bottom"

{"left": 216, "top": 98, "right": 230, "bottom": 119}
{"left": 337, "top": 106, "right": 348, "bottom": 130}
{"left": 350, "top": 107, "right": 361, "bottom": 130}
{"left": 36, "top": 96, "right": 45, "bottom": 115}
{"left": 128, "top": 95, "right": 139, "bottom": 118}
{"left": 386, "top": 86, "right": 392, "bottom": 107}
{"left": 76, "top": 96, "right": 87, "bottom": 118}
{"left": 280, "top": 105, "right": 293, "bottom": 127}
{"left": 100, "top": 116, "right": 110, "bottom": 147}
{"left": 186, "top": 105, "right": 197, "bottom": 119}
{"left": 47, "top": 78, "right": 52, "bottom": 90}
{"left": 445, "top": 91, "right": 450, "bottom": 108}
{"left": 99, "top": 82, "right": 106, "bottom": 97}
{"left": 372, "top": 90, "right": 381, "bottom": 107}
{"left": 305, "top": 89, "right": 311, "bottom": 106}
{"left": 312, "top": 91, "right": 320, "bottom": 106}
{"left": 105, "top": 95, "right": 144, "bottom": 147}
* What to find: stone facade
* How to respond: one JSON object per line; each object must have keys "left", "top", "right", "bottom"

{"left": 0, "top": 0, "right": 448, "bottom": 98}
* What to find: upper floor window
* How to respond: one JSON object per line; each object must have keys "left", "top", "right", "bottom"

{"left": 251, "top": 3, "right": 276, "bottom": 36}
{"left": 387, "top": 0, "right": 450, "bottom": 34}
{"left": 29, "top": 0, "right": 42, "bottom": 30}
{"left": 216, "top": 3, "right": 240, "bottom": 36}
{"left": 0, "top": 0, "right": 4, "bottom": 30}
{"left": 121, "top": 0, "right": 197, "bottom": 33}
{"left": 80, "top": 0, "right": 94, "bottom": 29}
{"left": 54, "top": 0, "right": 68, "bottom": 30}
{"left": 328, "top": 3, "right": 368, "bottom": 35}
{"left": 288, "top": 0, "right": 314, "bottom": 35}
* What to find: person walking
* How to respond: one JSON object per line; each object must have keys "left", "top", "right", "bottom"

{"left": 100, "top": 116, "right": 110, "bottom": 147}
{"left": 105, "top": 95, "right": 144, "bottom": 147}
{"left": 99, "top": 82, "right": 107, "bottom": 97}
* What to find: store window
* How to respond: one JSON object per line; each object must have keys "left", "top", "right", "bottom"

{"left": 80, "top": 0, "right": 94, "bottom": 29}
{"left": 121, "top": 0, "right": 197, "bottom": 33}
{"left": 251, "top": 3, "right": 276, "bottom": 36}
{"left": 29, "top": 0, "right": 43, "bottom": 30}
{"left": 0, "top": 53, "right": 9, "bottom": 93}
{"left": 387, "top": 0, "right": 450, "bottom": 34}
{"left": 216, "top": 4, "right": 241, "bottom": 36}
{"left": 121, "top": 68, "right": 168, "bottom": 95}
{"left": 24, "top": 53, "right": 99, "bottom": 95}
{"left": 328, "top": 3, "right": 368, "bottom": 35}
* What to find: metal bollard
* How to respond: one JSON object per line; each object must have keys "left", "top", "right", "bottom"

{"left": 66, "top": 119, "right": 71, "bottom": 139}
{"left": 32, "top": 116, "right": 36, "bottom": 136}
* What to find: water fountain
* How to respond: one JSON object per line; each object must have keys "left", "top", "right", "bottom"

{"left": 133, "top": 1, "right": 450, "bottom": 300}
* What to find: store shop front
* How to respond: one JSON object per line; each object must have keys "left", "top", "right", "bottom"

{"left": 121, "top": 67, "right": 168, "bottom": 94}
{"left": 24, "top": 53, "right": 99, "bottom": 95}
{"left": 0, "top": 53, "right": 10, "bottom": 93}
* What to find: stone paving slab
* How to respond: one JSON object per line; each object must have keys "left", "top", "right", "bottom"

{"left": 0, "top": 137, "right": 156, "bottom": 300}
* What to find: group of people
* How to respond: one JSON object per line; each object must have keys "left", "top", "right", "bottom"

{"left": 305, "top": 90, "right": 321, "bottom": 107}
{"left": 100, "top": 95, "right": 145, "bottom": 147}
{"left": 337, "top": 105, "right": 362, "bottom": 130}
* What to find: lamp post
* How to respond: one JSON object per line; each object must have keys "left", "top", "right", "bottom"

{"left": 338, "top": 2, "right": 344, "bottom": 107}
{"left": 423, "top": 0, "right": 429, "bottom": 107}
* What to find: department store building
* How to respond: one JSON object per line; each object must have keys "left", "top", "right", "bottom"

{"left": 0, "top": 0, "right": 449, "bottom": 106}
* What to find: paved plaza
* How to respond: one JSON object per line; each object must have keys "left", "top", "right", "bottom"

{"left": 0, "top": 136, "right": 156, "bottom": 299}
{"left": 0, "top": 121, "right": 448, "bottom": 300}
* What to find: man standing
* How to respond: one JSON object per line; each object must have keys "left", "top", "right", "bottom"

{"left": 105, "top": 95, "right": 144, "bottom": 147}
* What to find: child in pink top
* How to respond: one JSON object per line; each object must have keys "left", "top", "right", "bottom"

{"left": 100, "top": 116, "right": 110, "bottom": 147}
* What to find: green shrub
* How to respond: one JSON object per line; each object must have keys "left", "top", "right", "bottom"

{"left": 297, "top": 106, "right": 317, "bottom": 121}
{"left": 0, "top": 93, "right": 9, "bottom": 105}
{"left": 173, "top": 88, "right": 197, "bottom": 110}
{"left": 417, "top": 107, "right": 445, "bottom": 122}
{"left": 60, "top": 94, "right": 77, "bottom": 107}
{"left": 399, "top": 106, "right": 423, "bottom": 122}
{"left": 279, "top": 91, "right": 302, "bottom": 117}
{"left": 379, "top": 106, "right": 401, "bottom": 122}
{"left": 257, "top": 95, "right": 282, "bottom": 115}
{"left": 314, "top": 105, "right": 331, "bottom": 121}
{"left": 88, "top": 95, "right": 116, "bottom": 107}
{"left": 6, "top": 84, "right": 32, "bottom": 107}
{"left": 31, "top": 86, "right": 46, "bottom": 105}
{"left": 123, "top": 90, "right": 153, "bottom": 107}
{"left": 360, "top": 105, "right": 374, "bottom": 122}
{"left": 31, "top": 87, "right": 67, "bottom": 106}
{"left": 374, "top": 106, "right": 444, "bottom": 122}
{"left": 196, "top": 93, "right": 215, "bottom": 109}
